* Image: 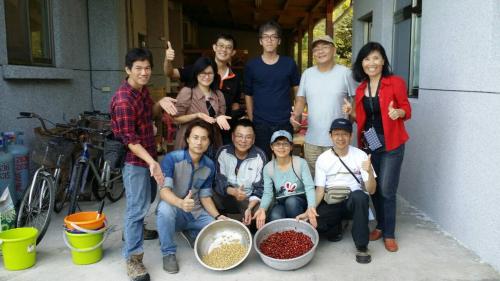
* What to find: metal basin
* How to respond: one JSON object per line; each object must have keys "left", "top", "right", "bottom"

{"left": 194, "top": 219, "right": 252, "bottom": 271}
{"left": 253, "top": 218, "right": 319, "bottom": 271}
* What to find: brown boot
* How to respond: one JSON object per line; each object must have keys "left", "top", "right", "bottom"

{"left": 126, "top": 253, "right": 150, "bottom": 281}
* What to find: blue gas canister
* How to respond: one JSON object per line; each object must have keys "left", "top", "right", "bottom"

{"left": 0, "top": 134, "right": 15, "bottom": 202}
{"left": 5, "top": 132, "right": 30, "bottom": 205}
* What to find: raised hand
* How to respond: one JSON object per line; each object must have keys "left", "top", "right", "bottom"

{"left": 165, "top": 41, "right": 175, "bottom": 61}
{"left": 361, "top": 154, "right": 372, "bottom": 172}
{"left": 180, "top": 190, "right": 195, "bottom": 212}
{"left": 342, "top": 97, "right": 353, "bottom": 115}
{"left": 252, "top": 208, "right": 266, "bottom": 229}
{"left": 159, "top": 97, "right": 177, "bottom": 115}
{"left": 388, "top": 100, "right": 402, "bottom": 120}
{"left": 215, "top": 115, "right": 232, "bottom": 130}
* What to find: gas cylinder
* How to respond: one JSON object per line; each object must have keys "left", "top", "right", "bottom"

{"left": 5, "top": 131, "right": 30, "bottom": 205}
{"left": 0, "top": 134, "right": 15, "bottom": 204}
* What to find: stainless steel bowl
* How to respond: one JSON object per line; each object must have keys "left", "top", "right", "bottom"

{"left": 253, "top": 218, "right": 319, "bottom": 271}
{"left": 194, "top": 219, "right": 252, "bottom": 271}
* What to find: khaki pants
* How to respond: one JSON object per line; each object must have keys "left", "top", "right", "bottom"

{"left": 304, "top": 143, "right": 330, "bottom": 179}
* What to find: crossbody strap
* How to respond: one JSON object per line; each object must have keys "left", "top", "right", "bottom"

{"left": 366, "top": 78, "right": 382, "bottom": 125}
{"left": 331, "top": 148, "right": 361, "bottom": 184}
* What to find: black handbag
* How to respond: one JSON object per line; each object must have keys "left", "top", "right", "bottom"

{"left": 104, "top": 134, "right": 126, "bottom": 170}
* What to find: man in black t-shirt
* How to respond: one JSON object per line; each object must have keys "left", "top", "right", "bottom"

{"left": 163, "top": 34, "right": 243, "bottom": 144}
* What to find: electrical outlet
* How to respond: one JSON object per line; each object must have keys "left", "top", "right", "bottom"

{"left": 101, "top": 86, "right": 111, "bottom": 92}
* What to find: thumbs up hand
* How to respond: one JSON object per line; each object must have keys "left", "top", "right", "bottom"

{"left": 342, "top": 97, "right": 353, "bottom": 115}
{"left": 361, "top": 154, "right": 372, "bottom": 172}
{"left": 165, "top": 41, "right": 175, "bottom": 61}
{"left": 388, "top": 100, "right": 403, "bottom": 120}
{"left": 180, "top": 190, "right": 195, "bottom": 212}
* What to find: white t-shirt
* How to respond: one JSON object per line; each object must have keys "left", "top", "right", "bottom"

{"left": 315, "top": 146, "right": 376, "bottom": 193}
{"left": 297, "top": 64, "right": 357, "bottom": 146}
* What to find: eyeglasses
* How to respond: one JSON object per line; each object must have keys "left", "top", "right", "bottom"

{"left": 198, "top": 71, "right": 214, "bottom": 77}
{"left": 273, "top": 141, "right": 291, "bottom": 148}
{"left": 312, "top": 45, "right": 332, "bottom": 53}
{"left": 260, "top": 35, "right": 280, "bottom": 42}
{"left": 235, "top": 134, "right": 254, "bottom": 141}
{"left": 215, "top": 44, "right": 233, "bottom": 50}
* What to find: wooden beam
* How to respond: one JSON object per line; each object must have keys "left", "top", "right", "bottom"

{"left": 297, "top": 28, "right": 303, "bottom": 72}
{"left": 307, "top": 15, "right": 314, "bottom": 67}
{"left": 278, "top": 0, "right": 291, "bottom": 24}
{"left": 326, "top": 0, "right": 334, "bottom": 37}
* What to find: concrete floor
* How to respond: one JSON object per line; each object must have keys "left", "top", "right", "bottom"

{"left": 1, "top": 196, "right": 499, "bottom": 281}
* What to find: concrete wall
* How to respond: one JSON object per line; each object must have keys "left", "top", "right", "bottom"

{"left": 353, "top": 0, "right": 500, "bottom": 272}
{"left": 0, "top": 0, "right": 128, "bottom": 146}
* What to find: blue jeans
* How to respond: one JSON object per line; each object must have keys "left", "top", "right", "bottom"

{"left": 157, "top": 201, "right": 214, "bottom": 256}
{"left": 269, "top": 195, "right": 307, "bottom": 221}
{"left": 254, "top": 121, "right": 293, "bottom": 160}
{"left": 370, "top": 137, "right": 405, "bottom": 239}
{"left": 122, "top": 164, "right": 151, "bottom": 259}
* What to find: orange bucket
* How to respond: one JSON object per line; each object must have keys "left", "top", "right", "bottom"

{"left": 64, "top": 211, "right": 106, "bottom": 231}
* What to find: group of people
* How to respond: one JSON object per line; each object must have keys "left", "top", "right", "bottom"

{"left": 110, "top": 20, "right": 411, "bottom": 281}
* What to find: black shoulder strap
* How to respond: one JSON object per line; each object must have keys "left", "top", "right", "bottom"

{"left": 332, "top": 148, "right": 361, "bottom": 184}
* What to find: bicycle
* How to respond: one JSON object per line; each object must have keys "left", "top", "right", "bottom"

{"left": 16, "top": 112, "right": 76, "bottom": 244}
{"left": 64, "top": 126, "right": 124, "bottom": 216}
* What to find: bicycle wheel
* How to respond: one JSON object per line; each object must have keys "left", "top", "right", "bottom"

{"left": 90, "top": 156, "right": 106, "bottom": 200}
{"left": 106, "top": 172, "right": 124, "bottom": 202}
{"left": 53, "top": 158, "right": 73, "bottom": 213}
{"left": 68, "top": 161, "right": 85, "bottom": 216}
{"left": 16, "top": 173, "right": 55, "bottom": 245}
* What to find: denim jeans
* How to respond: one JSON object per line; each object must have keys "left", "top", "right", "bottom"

{"left": 157, "top": 200, "right": 214, "bottom": 256}
{"left": 370, "top": 136, "right": 405, "bottom": 239}
{"left": 269, "top": 195, "right": 307, "bottom": 221}
{"left": 254, "top": 121, "right": 293, "bottom": 160}
{"left": 122, "top": 164, "right": 152, "bottom": 259}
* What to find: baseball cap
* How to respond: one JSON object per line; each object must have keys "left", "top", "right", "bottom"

{"left": 329, "top": 118, "right": 352, "bottom": 133}
{"left": 270, "top": 130, "right": 293, "bottom": 144}
{"left": 312, "top": 35, "right": 335, "bottom": 48}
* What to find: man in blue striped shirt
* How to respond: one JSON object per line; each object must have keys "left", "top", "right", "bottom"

{"left": 157, "top": 121, "right": 228, "bottom": 274}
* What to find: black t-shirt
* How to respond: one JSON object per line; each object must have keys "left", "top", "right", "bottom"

{"left": 179, "top": 64, "right": 242, "bottom": 117}
{"left": 363, "top": 95, "right": 384, "bottom": 135}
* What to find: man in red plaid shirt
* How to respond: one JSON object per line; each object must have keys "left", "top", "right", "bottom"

{"left": 110, "top": 48, "right": 177, "bottom": 281}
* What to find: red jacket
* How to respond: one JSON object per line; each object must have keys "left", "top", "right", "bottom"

{"left": 355, "top": 75, "right": 412, "bottom": 151}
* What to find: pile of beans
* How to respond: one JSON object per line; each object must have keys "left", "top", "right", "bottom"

{"left": 259, "top": 230, "right": 313, "bottom": 259}
{"left": 201, "top": 243, "right": 247, "bottom": 269}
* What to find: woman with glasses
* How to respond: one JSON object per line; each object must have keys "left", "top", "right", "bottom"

{"left": 173, "top": 56, "right": 231, "bottom": 157}
{"left": 343, "top": 42, "right": 412, "bottom": 252}
{"left": 253, "top": 130, "right": 317, "bottom": 229}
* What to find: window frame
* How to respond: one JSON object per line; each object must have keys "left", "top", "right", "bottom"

{"left": 5, "top": 0, "right": 54, "bottom": 66}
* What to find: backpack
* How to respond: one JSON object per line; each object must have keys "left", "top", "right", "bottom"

{"left": 267, "top": 155, "right": 303, "bottom": 189}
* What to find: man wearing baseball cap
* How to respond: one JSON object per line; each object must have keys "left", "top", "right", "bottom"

{"left": 291, "top": 35, "right": 357, "bottom": 179}
{"left": 297, "top": 118, "right": 376, "bottom": 264}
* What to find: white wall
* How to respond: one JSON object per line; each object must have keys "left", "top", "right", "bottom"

{"left": 353, "top": 0, "right": 500, "bottom": 272}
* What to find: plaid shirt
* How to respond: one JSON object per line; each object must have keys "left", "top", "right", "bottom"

{"left": 110, "top": 80, "right": 156, "bottom": 167}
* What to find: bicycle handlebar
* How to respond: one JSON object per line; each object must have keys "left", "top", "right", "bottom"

{"left": 18, "top": 112, "right": 49, "bottom": 132}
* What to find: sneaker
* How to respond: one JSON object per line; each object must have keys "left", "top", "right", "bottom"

{"left": 180, "top": 230, "right": 196, "bottom": 249}
{"left": 163, "top": 254, "right": 179, "bottom": 274}
{"left": 355, "top": 246, "right": 372, "bottom": 264}
{"left": 122, "top": 225, "right": 158, "bottom": 241}
{"left": 126, "top": 253, "right": 150, "bottom": 281}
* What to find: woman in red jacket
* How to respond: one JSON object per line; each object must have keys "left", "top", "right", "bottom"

{"left": 344, "top": 42, "right": 411, "bottom": 252}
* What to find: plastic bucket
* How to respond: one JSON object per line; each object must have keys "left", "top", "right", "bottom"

{"left": 64, "top": 211, "right": 106, "bottom": 231}
{"left": 0, "top": 227, "right": 38, "bottom": 270}
{"left": 63, "top": 223, "right": 107, "bottom": 265}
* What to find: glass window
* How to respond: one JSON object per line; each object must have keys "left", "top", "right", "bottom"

{"left": 5, "top": 0, "right": 53, "bottom": 66}
{"left": 392, "top": 0, "right": 421, "bottom": 97}
{"left": 359, "top": 12, "right": 373, "bottom": 44}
